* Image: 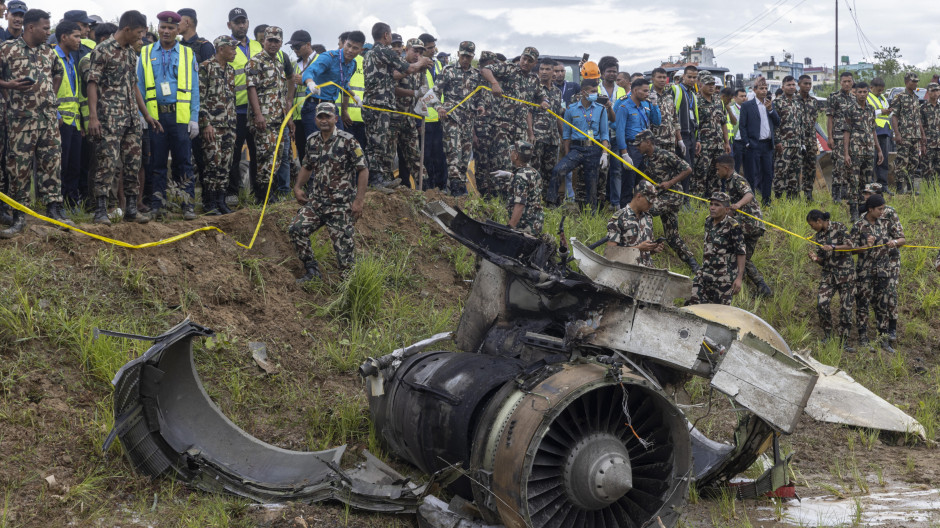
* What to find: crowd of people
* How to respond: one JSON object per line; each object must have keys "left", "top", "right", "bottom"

{"left": 0, "top": 5, "right": 939, "bottom": 352}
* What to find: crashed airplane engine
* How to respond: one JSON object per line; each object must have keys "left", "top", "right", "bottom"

{"left": 106, "top": 201, "right": 925, "bottom": 528}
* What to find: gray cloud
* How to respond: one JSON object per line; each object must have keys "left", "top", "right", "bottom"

{"left": 43, "top": 0, "right": 940, "bottom": 74}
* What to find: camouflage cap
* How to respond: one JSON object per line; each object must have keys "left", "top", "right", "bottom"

{"left": 635, "top": 180, "right": 658, "bottom": 200}
{"left": 522, "top": 46, "right": 539, "bottom": 60}
{"left": 698, "top": 72, "right": 716, "bottom": 85}
{"left": 479, "top": 51, "right": 497, "bottom": 64}
{"left": 263, "top": 26, "right": 283, "bottom": 42}
{"left": 904, "top": 72, "right": 919, "bottom": 82}
{"left": 710, "top": 191, "right": 731, "bottom": 205}
{"left": 458, "top": 41, "right": 475, "bottom": 56}
{"left": 929, "top": 82, "right": 940, "bottom": 91}
{"left": 213, "top": 35, "right": 238, "bottom": 50}
{"left": 315, "top": 101, "right": 337, "bottom": 116}
{"left": 512, "top": 140, "right": 534, "bottom": 157}
{"left": 633, "top": 129, "right": 654, "bottom": 145}
{"left": 863, "top": 182, "right": 883, "bottom": 194}
{"left": 406, "top": 38, "right": 426, "bottom": 49}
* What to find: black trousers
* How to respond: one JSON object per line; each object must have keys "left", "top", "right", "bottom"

{"left": 228, "top": 111, "right": 257, "bottom": 197}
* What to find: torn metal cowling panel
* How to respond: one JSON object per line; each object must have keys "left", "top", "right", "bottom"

{"left": 105, "top": 319, "right": 433, "bottom": 511}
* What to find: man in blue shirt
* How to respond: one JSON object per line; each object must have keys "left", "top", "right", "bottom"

{"left": 137, "top": 11, "right": 200, "bottom": 220}
{"left": 613, "top": 77, "right": 661, "bottom": 207}
{"left": 550, "top": 79, "right": 610, "bottom": 211}
{"left": 54, "top": 21, "right": 83, "bottom": 208}
{"left": 302, "top": 31, "right": 364, "bottom": 143}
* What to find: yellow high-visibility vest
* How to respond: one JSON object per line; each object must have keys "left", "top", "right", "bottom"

{"left": 293, "top": 60, "right": 306, "bottom": 120}
{"left": 78, "top": 54, "right": 90, "bottom": 124}
{"left": 867, "top": 92, "right": 892, "bottom": 130}
{"left": 334, "top": 55, "right": 364, "bottom": 122}
{"left": 80, "top": 38, "right": 96, "bottom": 50}
{"left": 673, "top": 83, "right": 698, "bottom": 124}
{"left": 423, "top": 68, "right": 443, "bottom": 123}
{"left": 141, "top": 43, "right": 195, "bottom": 123}
{"left": 55, "top": 54, "right": 81, "bottom": 130}
{"left": 597, "top": 84, "right": 626, "bottom": 101}
{"left": 230, "top": 39, "right": 262, "bottom": 107}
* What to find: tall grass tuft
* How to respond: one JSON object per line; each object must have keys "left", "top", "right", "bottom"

{"left": 323, "top": 256, "right": 388, "bottom": 324}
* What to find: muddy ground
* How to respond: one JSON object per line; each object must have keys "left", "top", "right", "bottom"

{"left": 1, "top": 187, "right": 939, "bottom": 527}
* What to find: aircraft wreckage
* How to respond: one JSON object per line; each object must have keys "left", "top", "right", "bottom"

{"left": 104, "top": 201, "right": 925, "bottom": 528}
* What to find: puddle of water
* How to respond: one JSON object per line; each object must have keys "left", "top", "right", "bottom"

{"left": 759, "top": 488, "right": 940, "bottom": 526}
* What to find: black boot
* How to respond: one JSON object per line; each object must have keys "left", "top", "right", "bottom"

{"left": 878, "top": 333, "right": 896, "bottom": 353}
{"left": 203, "top": 191, "right": 221, "bottom": 216}
{"left": 849, "top": 202, "right": 859, "bottom": 222}
{"left": 93, "top": 196, "right": 111, "bottom": 225}
{"left": 832, "top": 184, "right": 842, "bottom": 203}
{"left": 858, "top": 328, "right": 870, "bottom": 350}
{"left": 686, "top": 256, "right": 701, "bottom": 273}
{"left": 216, "top": 191, "right": 233, "bottom": 214}
{"left": 0, "top": 211, "right": 25, "bottom": 239}
{"left": 123, "top": 194, "right": 149, "bottom": 224}
{"left": 888, "top": 319, "right": 898, "bottom": 343}
{"left": 296, "top": 260, "right": 322, "bottom": 284}
{"left": 756, "top": 279, "right": 773, "bottom": 298}
{"left": 0, "top": 204, "right": 14, "bottom": 226}
{"left": 805, "top": 190, "right": 814, "bottom": 201}
{"left": 46, "top": 202, "right": 76, "bottom": 228}
{"left": 822, "top": 330, "right": 832, "bottom": 345}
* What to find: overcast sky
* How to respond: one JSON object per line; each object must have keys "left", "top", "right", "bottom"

{"left": 37, "top": 0, "right": 940, "bottom": 74}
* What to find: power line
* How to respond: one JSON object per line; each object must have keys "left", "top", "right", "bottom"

{"left": 710, "top": 0, "right": 790, "bottom": 48}
{"left": 716, "top": 0, "right": 810, "bottom": 57}
{"left": 844, "top": 0, "right": 872, "bottom": 60}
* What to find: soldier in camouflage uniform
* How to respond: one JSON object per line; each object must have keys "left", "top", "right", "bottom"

{"left": 531, "top": 58, "right": 563, "bottom": 204}
{"left": 0, "top": 8, "right": 75, "bottom": 236}
{"left": 289, "top": 102, "right": 368, "bottom": 283}
{"left": 505, "top": 141, "right": 543, "bottom": 236}
{"left": 716, "top": 155, "right": 771, "bottom": 296}
{"left": 843, "top": 82, "right": 884, "bottom": 222}
{"left": 691, "top": 73, "right": 729, "bottom": 198}
{"left": 772, "top": 76, "right": 803, "bottom": 199}
{"left": 389, "top": 38, "right": 424, "bottom": 189}
{"left": 438, "top": 40, "right": 485, "bottom": 196}
{"left": 473, "top": 51, "right": 500, "bottom": 197}
{"left": 889, "top": 72, "right": 926, "bottom": 194}
{"left": 481, "top": 46, "right": 544, "bottom": 193}
{"left": 362, "top": 22, "right": 430, "bottom": 188}
{"left": 827, "top": 72, "right": 855, "bottom": 202}
{"left": 861, "top": 183, "right": 904, "bottom": 345}
{"left": 688, "top": 191, "right": 746, "bottom": 306}
{"left": 851, "top": 193, "right": 900, "bottom": 350}
{"left": 246, "top": 26, "right": 292, "bottom": 202}
{"left": 797, "top": 75, "right": 822, "bottom": 200}
{"left": 650, "top": 67, "right": 681, "bottom": 152}
{"left": 197, "top": 35, "right": 237, "bottom": 215}
{"left": 634, "top": 130, "right": 698, "bottom": 271}
{"left": 86, "top": 10, "right": 155, "bottom": 225}
{"left": 606, "top": 180, "right": 661, "bottom": 268}
{"left": 806, "top": 209, "right": 856, "bottom": 348}
{"left": 920, "top": 83, "right": 940, "bottom": 182}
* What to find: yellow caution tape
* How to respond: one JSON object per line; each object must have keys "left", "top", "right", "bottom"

{"left": 6, "top": 79, "right": 938, "bottom": 253}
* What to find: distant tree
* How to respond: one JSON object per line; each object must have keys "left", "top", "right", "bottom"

{"left": 873, "top": 46, "right": 903, "bottom": 77}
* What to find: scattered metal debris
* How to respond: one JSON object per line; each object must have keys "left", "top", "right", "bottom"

{"left": 104, "top": 201, "right": 925, "bottom": 528}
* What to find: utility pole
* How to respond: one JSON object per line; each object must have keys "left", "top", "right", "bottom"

{"left": 834, "top": 0, "right": 839, "bottom": 79}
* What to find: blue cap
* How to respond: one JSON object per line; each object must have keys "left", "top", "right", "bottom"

{"left": 7, "top": 0, "right": 27, "bottom": 15}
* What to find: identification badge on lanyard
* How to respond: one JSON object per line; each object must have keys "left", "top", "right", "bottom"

{"left": 587, "top": 129, "right": 594, "bottom": 139}
{"left": 160, "top": 82, "right": 172, "bottom": 97}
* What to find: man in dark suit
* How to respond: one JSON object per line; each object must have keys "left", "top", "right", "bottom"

{"left": 738, "top": 78, "right": 780, "bottom": 205}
